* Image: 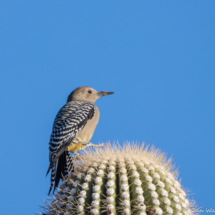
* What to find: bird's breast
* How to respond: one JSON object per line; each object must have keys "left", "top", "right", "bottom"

{"left": 75, "top": 104, "right": 100, "bottom": 142}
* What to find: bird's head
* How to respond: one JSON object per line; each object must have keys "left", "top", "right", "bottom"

{"left": 67, "top": 86, "right": 114, "bottom": 103}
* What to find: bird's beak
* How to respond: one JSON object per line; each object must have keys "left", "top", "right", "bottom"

{"left": 96, "top": 91, "right": 114, "bottom": 97}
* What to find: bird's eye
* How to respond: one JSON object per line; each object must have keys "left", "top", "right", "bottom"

{"left": 88, "top": 90, "right": 92, "bottom": 94}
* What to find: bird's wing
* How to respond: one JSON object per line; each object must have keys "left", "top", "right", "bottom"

{"left": 48, "top": 101, "right": 94, "bottom": 171}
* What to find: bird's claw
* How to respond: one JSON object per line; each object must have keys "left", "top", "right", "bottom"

{"left": 85, "top": 142, "right": 105, "bottom": 148}
{"left": 97, "top": 143, "right": 104, "bottom": 148}
{"left": 90, "top": 143, "right": 105, "bottom": 148}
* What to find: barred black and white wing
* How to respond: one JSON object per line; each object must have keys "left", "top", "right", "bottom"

{"left": 47, "top": 101, "right": 94, "bottom": 195}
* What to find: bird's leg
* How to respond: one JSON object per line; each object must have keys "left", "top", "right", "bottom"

{"left": 86, "top": 142, "right": 104, "bottom": 148}
{"left": 80, "top": 140, "right": 104, "bottom": 149}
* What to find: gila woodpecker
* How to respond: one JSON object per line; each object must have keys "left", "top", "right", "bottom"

{"left": 46, "top": 86, "right": 114, "bottom": 194}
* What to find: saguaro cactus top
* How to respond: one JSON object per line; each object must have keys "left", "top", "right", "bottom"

{"left": 42, "top": 143, "right": 195, "bottom": 215}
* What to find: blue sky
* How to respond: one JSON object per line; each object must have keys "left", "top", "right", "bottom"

{"left": 0, "top": 1, "right": 214, "bottom": 214}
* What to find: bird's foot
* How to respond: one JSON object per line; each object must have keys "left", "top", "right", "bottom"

{"left": 87, "top": 142, "right": 104, "bottom": 148}
{"left": 97, "top": 143, "right": 105, "bottom": 148}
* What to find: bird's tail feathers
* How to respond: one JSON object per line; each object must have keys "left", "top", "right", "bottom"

{"left": 48, "top": 160, "right": 58, "bottom": 195}
{"left": 47, "top": 149, "right": 74, "bottom": 195}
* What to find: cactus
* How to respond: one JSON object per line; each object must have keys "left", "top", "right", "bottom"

{"left": 42, "top": 143, "right": 195, "bottom": 215}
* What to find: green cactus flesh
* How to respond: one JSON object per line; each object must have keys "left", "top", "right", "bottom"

{"left": 43, "top": 143, "right": 195, "bottom": 215}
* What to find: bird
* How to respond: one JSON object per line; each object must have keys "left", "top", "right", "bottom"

{"left": 46, "top": 86, "right": 114, "bottom": 195}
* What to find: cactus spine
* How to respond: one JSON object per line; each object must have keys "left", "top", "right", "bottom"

{"left": 43, "top": 143, "right": 195, "bottom": 215}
